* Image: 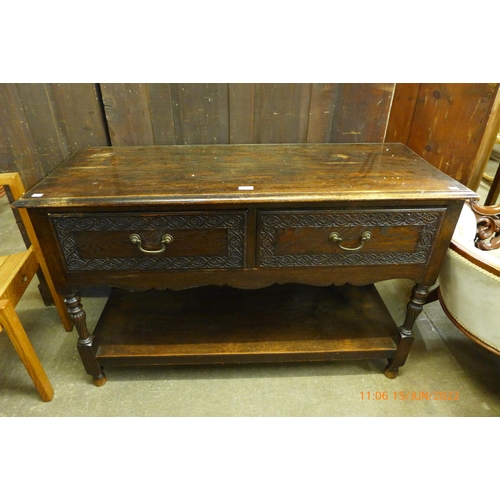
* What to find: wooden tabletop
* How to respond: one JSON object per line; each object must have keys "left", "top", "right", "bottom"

{"left": 15, "top": 143, "right": 477, "bottom": 208}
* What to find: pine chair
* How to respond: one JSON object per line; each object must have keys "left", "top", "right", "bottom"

{"left": 0, "top": 172, "right": 72, "bottom": 402}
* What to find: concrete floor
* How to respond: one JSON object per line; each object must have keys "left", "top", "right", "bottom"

{"left": 1, "top": 188, "right": 499, "bottom": 417}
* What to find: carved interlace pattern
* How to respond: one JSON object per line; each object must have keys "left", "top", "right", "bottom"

{"left": 52, "top": 213, "right": 246, "bottom": 270}
{"left": 259, "top": 211, "right": 443, "bottom": 267}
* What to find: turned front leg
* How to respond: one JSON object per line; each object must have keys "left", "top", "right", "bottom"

{"left": 384, "top": 284, "right": 429, "bottom": 379}
{"left": 64, "top": 293, "right": 107, "bottom": 386}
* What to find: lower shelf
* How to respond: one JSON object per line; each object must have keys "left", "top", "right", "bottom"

{"left": 94, "top": 283, "right": 400, "bottom": 367}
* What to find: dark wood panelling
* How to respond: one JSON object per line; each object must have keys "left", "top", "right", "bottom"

{"left": 469, "top": 86, "right": 500, "bottom": 191}
{"left": 307, "top": 84, "right": 340, "bottom": 142}
{"left": 100, "top": 83, "right": 155, "bottom": 146}
{"left": 102, "top": 84, "right": 231, "bottom": 146}
{"left": 170, "top": 83, "right": 230, "bottom": 145}
{"left": 406, "top": 83, "right": 497, "bottom": 186}
{"left": 0, "top": 83, "right": 108, "bottom": 306}
{"left": 0, "top": 84, "right": 45, "bottom": 188}
{"left": 44, "top": 84, "right": 108, "bottom": 156}
{"left": 99, "top": 83, "right": 393, "bottom": 146}
{"left": 147, "top": 84, "right": 176, "bottom": 145}
{"left": 385, "top": 83, "right": 420, "bottom": 143}
{"left": 329, "top": 83, "right": 395, "bottom": 143}
{"left": 3, "top": 83, "right": 500, "bottom": 193}
{"left": 253, "top": 83, "right": 312, "bottom": 143}
{"left": 15, "top": 84, "right": 66, "bottom": 177}
{"left": 0, "top": 83, "right": 108, "bottom": 189}
{"left": 229, "top": 83, "right": 255, "bottom": 144}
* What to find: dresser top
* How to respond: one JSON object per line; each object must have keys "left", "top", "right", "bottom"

{"left": 15, "top": 143, "right": 476, "bottom": 208}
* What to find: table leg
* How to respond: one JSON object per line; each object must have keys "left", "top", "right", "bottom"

{"left": 64, "top": 293, "right": 107, "bottom": 386}
{"left": 384, "top": 284, "right": 429, "bottom": 379}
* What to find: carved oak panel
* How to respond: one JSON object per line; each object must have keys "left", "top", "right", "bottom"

{"left": 51, "top": 212, "right": 246, "bottom": 271}
{"left": 257, "top": 209, "right": 445, "bottom": 267}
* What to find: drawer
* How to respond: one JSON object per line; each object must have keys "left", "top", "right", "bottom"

{"left": 51, "top": 212, "right": 246, "bottom": 271}
{"left": 257, "top": 209, "right": 445, "bottom": 267}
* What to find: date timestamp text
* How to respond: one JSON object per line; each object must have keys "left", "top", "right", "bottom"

{"left": 360, "top": 391, "right": 460, "bottom": 401}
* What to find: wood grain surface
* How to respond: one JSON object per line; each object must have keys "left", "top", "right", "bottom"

{"left": 94, "top": 284, "right": 399, "bottom": 365}
{"left": 15, "top": 143, "right": 475, "bottom": 208}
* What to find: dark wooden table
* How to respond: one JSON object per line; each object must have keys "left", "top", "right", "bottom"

{"left": 14, "top": 143, "right": 476, "bottom": 385}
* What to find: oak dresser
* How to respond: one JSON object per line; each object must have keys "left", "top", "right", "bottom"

{"left": 14, "top": 143, "right": 476, "bottom": 385}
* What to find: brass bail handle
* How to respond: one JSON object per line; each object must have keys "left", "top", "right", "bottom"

{"left": 129, "top": 233, "right": 174, "bottom": 254}
{"left": 329, "top": 230, "right": 372, "bottom": 251}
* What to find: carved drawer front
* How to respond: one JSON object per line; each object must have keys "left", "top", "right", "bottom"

{"left": 51, "top": 212, "right": 247, "bottom": 271}
{"left": 257, "top": 209, "right": 445, "bottom": 267}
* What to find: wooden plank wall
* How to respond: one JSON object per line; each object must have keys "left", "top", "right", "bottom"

{"left": 1, "top": 82, "right": 498, "bottom": 191}
{"left": 100, "top": 83, "right": 395, "bottom": 146}
{"left": 0, "top": 84, "right": 109, "bottom": 189}
{"left": 0, "top": 84, "right": 109, "bottom": 304}
{"left": 386, "top": 83, "right": 499, "bottom": 187}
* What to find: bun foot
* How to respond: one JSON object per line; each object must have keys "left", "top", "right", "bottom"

{"left": 92, "top": 374, "right": 107, "bottom": 387}
{"left": 384, "top": 365, "right": 398, "bottom": 379}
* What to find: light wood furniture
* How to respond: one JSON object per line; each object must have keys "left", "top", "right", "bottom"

{"left": 1, "top": 173, "right": 72, "bottom": 401}
{"left": 13, "top": 144, "right": 476, "bottom": 386}
{"left": 0, "top": 250, "right": 53, "bottom": 401}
